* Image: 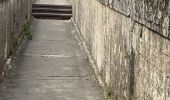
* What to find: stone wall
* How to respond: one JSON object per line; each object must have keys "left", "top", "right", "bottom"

{"left": 70, "top": 0, "right": 170, "bottom": 99}
{"left": 0, "top": 0, "right": 32, "bottom": 76}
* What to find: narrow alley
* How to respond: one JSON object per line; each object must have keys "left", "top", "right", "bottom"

{"left": 1, "top": 0, "right": 170, "bottom": 100}
{"left": 0, "top": 0, "right": 104, "bottom": 100}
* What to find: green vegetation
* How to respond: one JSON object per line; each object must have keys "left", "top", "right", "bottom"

{"left": 23, "top": 23, "right": 32, "bottom": 40}
{"left": 104, "top": 86, "right": 113, "bottom": 100}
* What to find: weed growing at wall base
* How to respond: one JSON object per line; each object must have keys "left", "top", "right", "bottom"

{"left": 23, "top": 23, "right": 32, "bottom": 40}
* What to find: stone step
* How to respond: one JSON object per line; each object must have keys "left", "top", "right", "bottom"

{"left": 32, "top": 13, "right": 72, "bottom": 20}
{"left": 32, "top": 8, "right": 72, "bottom": 14}
{"left": 33, "top": 4, "right": 72, "bottom": 9}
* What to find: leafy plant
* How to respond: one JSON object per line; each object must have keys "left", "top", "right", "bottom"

{"left": 23, "top": 23, "right": 32, "bottom": 40}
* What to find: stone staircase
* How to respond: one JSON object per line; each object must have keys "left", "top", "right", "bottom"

{"left": 32, "top": 4, "right": 72, "bottom": 20}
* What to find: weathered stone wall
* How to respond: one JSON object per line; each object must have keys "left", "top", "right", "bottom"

{"left": 70, "top": 0, "right": 170, "bottom": 99}
{"left": 0, "top": 0, "right": 32, "bottom": 76}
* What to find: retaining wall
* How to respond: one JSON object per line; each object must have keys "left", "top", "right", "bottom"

{"left": 70, "top": 0, "right": 170, "bottom": 99}
{"left": 0, "top": 0, "right": 32, "bottom": 77}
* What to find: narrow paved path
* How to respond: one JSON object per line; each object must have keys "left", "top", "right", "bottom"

{"left": 0, "top": 0, "right": 104, "bottom": 100}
